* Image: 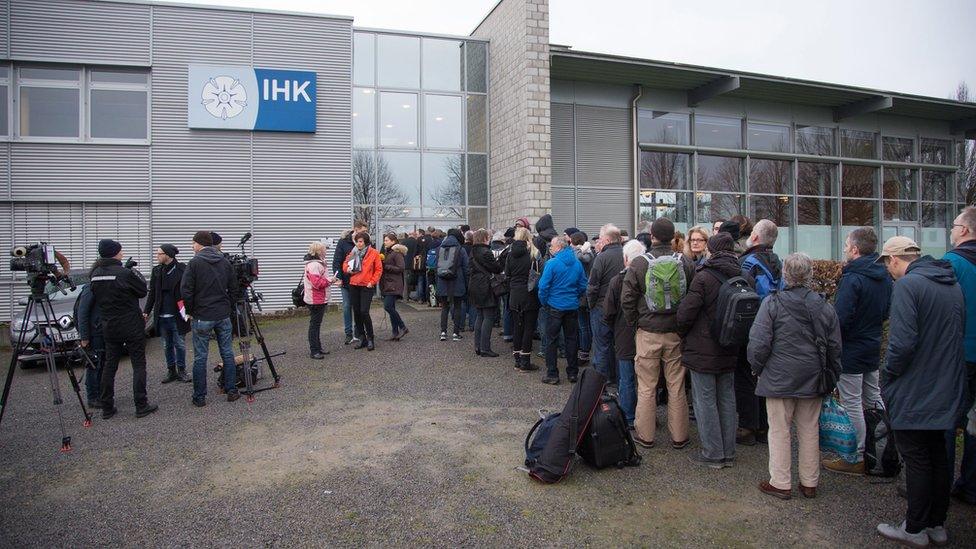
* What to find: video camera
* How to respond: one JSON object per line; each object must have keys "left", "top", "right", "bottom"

{"left": 10, "top": 243, "right": 58, "bottom": 274}
{"left": 225, "top": 232, "right": 259, "bottom": 290}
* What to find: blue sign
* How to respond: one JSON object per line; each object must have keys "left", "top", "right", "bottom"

{"left": 187, "top": 65, "right": 316, "bottom": 133}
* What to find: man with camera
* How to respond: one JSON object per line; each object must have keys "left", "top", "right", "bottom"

{"left": 144, "top": 244, "right": 191, "bottom": 384}
{"left": 89, "top": 239, "right": 158, "bottom": 419}
{"left": 181, "top": 230, "right": 240, "bottom": 406}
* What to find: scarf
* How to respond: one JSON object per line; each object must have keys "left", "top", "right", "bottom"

{"left": 347, "top": 246, "right": 367, "bottom": 274}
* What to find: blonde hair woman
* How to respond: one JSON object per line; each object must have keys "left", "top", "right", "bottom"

{"left": 304, "top": 241, "right": 336, "bottom": 359}
{"left": 504, "top": 227, "right": 542, "bottom": 371}
{"left": 684, "top": 226, "right": 710, "bottom": 267}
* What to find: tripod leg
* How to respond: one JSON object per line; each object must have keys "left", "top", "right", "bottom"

{"left": 235, "top": 301, "right": 256, "bottom": 401}
{"left": 37, "top": 298, "right": 71, "bottom": 452}
{"left": 0, "top": 298, "right": 38, "bottom": 427}
{"left": 248, "top": 307, "right": 281, "bottom": 386}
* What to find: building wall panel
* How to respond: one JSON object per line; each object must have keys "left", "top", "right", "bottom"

{"left": 10, "top": 144, "right": 149, "bottom": 201}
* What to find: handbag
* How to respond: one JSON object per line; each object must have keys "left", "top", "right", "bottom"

{"left": 526, "top": 258, "right": 541, "bottom": 292}
{"left": 489, "top": 272, "right": 509, "bottom": 297}
{"left": 291, "top": 270, "right": 307, "bottom": 308}
{"left": 819, "top": 395, "right": 858, "bottom": 462}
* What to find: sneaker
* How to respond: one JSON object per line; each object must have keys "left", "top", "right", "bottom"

{"left": 192, "top": 397, "right": 206, "bottom": 407}
{"left": 344, "top": 335, "right": 355, "bottom": 345}
{"left": 135, "top": 404, "right": 158, "bottom": 418}
{"left": 877, "top": 521, "right": 930, "bottom": 548}
{"left": 567, "top": 375, "right": 578, "bottom": 383}
{"left": 799, "top": 484, "right": 817, "bottom": 499}
{"left": 633, "top": 436, "right": 655, "bottom": 449}
{"left": 541, "top": 376, "right": 560, "bottom": 385}
{"left": 722, "top": 459, "right": 735, "bottom": 468}
{"left": 227, "top": 392, "right": 241, "bottom": 402}
{"left": 440, "top": 331, "right": 447, "bottom": 341}
{"left": 452, "top": 333, "right": 462, "bottom": 341}
{"left": 822, "top": 457, "right": 865, "bottom": 476}
{"left": 87, "top": 399, "right": 104, "bottom": 409}
{"left": 924, "top": 526, "right": 948, "bottom": 547}
{"left": 481, "top": 350, "right": 499, "bottom": 358}
{"left": 102, "top": 407, "right": 118, "bottom": 419}
{"left": 161, "top": 371, "right": 179, "bottom": 384}
{"left": 688, "top": 453, "right": 724, "bottom": 469}
{"left": 671, "top": 439, "right": 690, "bottom": 450}
{"left": 177, "top": 371, "right": 192, "bottom": 383}
{"left": 310, "top": 352, "right": 326, "bottom": 360}
{"left": 758, "top": 481, "right": 791, "bottom": 500}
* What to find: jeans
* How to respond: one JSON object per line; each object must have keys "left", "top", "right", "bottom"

{"left": 157, "top": 316, "right": 187, "bottom": 372}
{"left": 348, "top": 285, "right": 375, "bottom": 340}
{"left": 544, "top": 307, "right": 579, "bottom": 379}
{"left": 84, "top": 333, "right": 104, "bottom": 403}
{"left": 634, "top": 329, "right": 688, "bottom": 444}
{"left": 513, "top": 308, "right": 539, "bottom": 354}
{"left": 538, "top": 306, "right": 565, "bottom": 358}
{"left": 475, "top": 306, "right": 497, "bottom": 353}
{"left": 463, "top": 298, "right": 476, "bottom": 330}
{"left": 896, "top": 429, "right": 951, "bottom": 533}
{"left": 383, "top": 295, "right": 406, "bottom": 333}
{"left": 340, "top": 285, "right": 354, "bottom": 337}
{"left": 192, "top": 317, "right": 238, "bottom": 400}
{"left": 690, "top": 370, "right": 737, "bottom": 463}
{"left": 617, "top": 359, "right": 637, "bottom": 425}
{"left": 101, "top": 322, "right": 148, "bottom": 409}
{"left": 946, "top": 361, "right": 976, "bottom": 500}
{"left": 413, "top": 271, "right": 428, "bottom": 302}
{"left": 735, "top": 350, "right": 767, "bottom": 432}
{"left": 589, "top": 306, "right": 615, "bottom": 378}
{"left": 836, "top": 371, "right": 883, "bottom": 457}
{"left": 577, "top": 306, "right": 591, "bottom": 353}
{"left": 440, "top": 296, "right": 463, "bottom": 334}
{"left": 307, "top": 304, "right": 325, "bottom": 354}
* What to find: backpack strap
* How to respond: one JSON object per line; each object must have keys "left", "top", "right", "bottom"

{"left": 524, "top": 415, "right": 546, "bottom": 457}
{"left": 705, "top": 266, "right": 729, "bottom": 284}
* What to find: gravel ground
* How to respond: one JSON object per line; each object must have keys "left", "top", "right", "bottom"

{"left": 1, "top": 302, "right": 974, "bottom": 547}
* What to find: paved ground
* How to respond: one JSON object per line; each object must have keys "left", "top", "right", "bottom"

{"left": 1, "top": 303, "right": 974, "bottom": 547}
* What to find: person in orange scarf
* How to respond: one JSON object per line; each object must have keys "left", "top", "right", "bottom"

{"left": 342, "top": 232, "right": 383, "bottom": 351}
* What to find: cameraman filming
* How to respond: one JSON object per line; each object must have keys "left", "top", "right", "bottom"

{"left": 181, "top": 230, "right": 240, "bottom": 406}
{"left": 89, "top": 239, "right": 158, "bottom": 419}
{"left": 144, "top": 244, "right": 190, "bottom": 384}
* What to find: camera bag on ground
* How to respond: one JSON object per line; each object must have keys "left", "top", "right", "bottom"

{"left": 707, "top": 268, "right": 760, "bottom": 347}
{"left": 215, "top": 355, "right": 262, "bottom": 388}
{"left": 524, "top": 411, "right": 561, "bottom": 469}
{"left": 291, "top": 272, "right": 306, "bottom": 308}
{"left": 528, "top": 368, "right": 607, "bottom": 484}
{"left": 864, "top": 406, "right": 901, "bottom": 477}
{"left": 577, "top": 392, "right": 642, "bottom": 469}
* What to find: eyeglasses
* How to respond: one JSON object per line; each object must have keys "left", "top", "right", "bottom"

{"left": 689, "top": 238, "right": 707, "bottom": 243}
{"left": 953, "top": 224, "right": 966, "bottom": 229}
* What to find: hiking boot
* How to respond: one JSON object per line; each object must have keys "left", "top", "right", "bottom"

{"left": 452, "top": 333, "right": 463, "bottom": 341}
{"left": 758, "top": 481, "right": 791, "bottom": 500}
{"left": 227, "top": 392, "right": 241, "bottom": 402}
{"left": 541, "top": 376, "right": 560, "bottom": 385}
{"left": 135, "top": 404, "right": 158, "bottom": 418}
{"left": 877, "top": 521, "right": 930, "bottom": 548}
{"left": 440, "top": 331, "right": 447, "bottom": 341}
{"left": 688, "top": 453, "right": 724, "bottom": 469}
{"left": 925, "top": 526, "right": 948, "bottom": 547}
{"left": 736, "top": 428, "right": 757, "bottom": 446}
{"left": 799, "top": 484, "right": 817, "bottom": 498}
{"left": 102, "top": 406, "right": 118, "bottom": 419}
{"left": 822, "top": 457, "right": 865, "bottom": 476}
{"left": 161, "top": 370, "right": 179, "bottom": 384}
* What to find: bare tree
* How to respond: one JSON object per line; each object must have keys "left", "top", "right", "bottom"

{"left": 352, "top": 151, "right": 410, "bottom": 229}
{"left": 426, "top": 155, "right": 465, "bottom": 219}
{"left": 955, "top": 82, "right": 976, "bottom": 205}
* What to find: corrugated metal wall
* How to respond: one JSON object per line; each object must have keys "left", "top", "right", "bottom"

{"left": 0, "top": 0, "right": 353, "bottom": 320}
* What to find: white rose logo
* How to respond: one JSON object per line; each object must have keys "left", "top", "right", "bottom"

{"left": 201, "top": 76, "right": 247, "bottom": 120}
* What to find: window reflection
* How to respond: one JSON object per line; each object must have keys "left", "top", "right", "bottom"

{"left": 466, "top": 95, "right": 487, "bottom": 153}
{"left": 842, "top": 165, "right": 877, "bottom": 198}
{"left": 750, "top": 195, "right": 792, "bottom": 257}
{"left": 921, "top": 171, "right": 948, "bottom": 201}
{"left": 639, "top": 190, "right": 692, "bottom": 234}
{"left": 467, "top": 154, "right": 488, "bottom": 206}
{"left": 748, "top": 122, "right": 791, "bottom": 153}
{"left": 468, "top": 207, "right": 488, "bottom": 231}
{"left": 638, "top": 111, "right": 690, "bottom": 145}
{"left": 796, "top": 197, "right": 836, "bottom": 259}
{"left": 921, "top": 203, "right": 950, "bottom": 256}
{"left": 425, "top": 94, "right": 463, "bottom": 149}
{"left": 379, "top": 151, "right": 421, "bottom": 205}
{"left": 883, "top": 200, "right": 918, "bottom": 222}
{"left": 352, "top": 88, "right": 375, "bottom": 148}
{"left": 798, "top": 162, "right": 835, "bottom": 196}
{"left": 695, "top": 115, "right": 741, "bottom": 148}
{"left": 796, "top": 125, "right": 834, "bottom": 156}
{"left": 377, "top": 35, "right": 420, "bottom": 88}
{"left": 424, "top": 153, "right": 465, "bottom": 218}
{"left": 697, "top": 155, "right": 742, "bottom": 192}
{"left": 465, "top": 41, "right": 487, "bottom": 93}
{"left": 841, "top": 130, "right": 876, "bottom": 159}
{"left": 749, "top": 159, "right": 792, "bottom": 194}
{"left": 353, "top": 33, "right": 375, "bottom": 86}
{"left": 883, "top": 136, "right": 913, "bottom": 163}
{"left": 640, "top": 152, "right": 689, "bottom": 190}
{"left": 920, "top": 138, "right": 951, "bottom": 165}
{"left": 379, "top": 92, "right": 417, "bottom": 147}
{"left": 422, "top": 38, "right": 462, "bottom": 91}
{"left": 696, "top": 192, "right": 744, "bottom": 225}
{"left": 883, "top": 168, "right": 915, "bottom": 201}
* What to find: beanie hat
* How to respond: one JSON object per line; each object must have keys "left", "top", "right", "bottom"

{"left": 516, "top": 217, "right": 531, "bottom": 230}
{"left": 193, "top": 230, "right": 214, "bottom": 247}
{"left": 650, "top": 218, "right": 675, "bottom": 244}
{"left": 707, "top": 232, "right": 734, "bottom": 254}
{"left": 718, "top": 220, "right": 741, "bottom": 241}
{"left": 160, "top": 244, "right": 179, "bottom": 258}
{"left": 564, "top": 227, "right": 580, "bottom": 236}
{"left": 98, "top": 239, "right": 122, "bottom": 258}
{"left": 504, "top": 227, "right": 515, "bottom": 239}
{"left": 210, "top": 231, "right": 222, "bottom": 245}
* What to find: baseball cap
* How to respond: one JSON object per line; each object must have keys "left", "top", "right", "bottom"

{"left": 876, "top": 235, "right": 921, "bottom": 262}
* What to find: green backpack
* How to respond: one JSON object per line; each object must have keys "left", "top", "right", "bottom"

{"left": 642, "top": 253, "right": 687, "bottom": 312}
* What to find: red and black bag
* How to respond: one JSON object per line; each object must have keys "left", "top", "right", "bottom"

{"left": 528, "top": 368, "right": 607, "bottom": 483}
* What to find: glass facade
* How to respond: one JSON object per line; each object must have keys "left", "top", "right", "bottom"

{"left": 353, "top": 31, "right": 488, "bottom": 234}
{"left": 637, "top": 111, "right": 962, "bottom": 259}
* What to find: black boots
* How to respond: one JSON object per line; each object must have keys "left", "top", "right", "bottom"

{"left": 366, "top": 338, "right": 375, "bottom": 351}
{"left": 515, "top": 353, "right": 539, "bottom": 372}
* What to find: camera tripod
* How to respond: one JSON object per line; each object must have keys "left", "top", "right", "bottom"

{"left": 0, "top": 273, "right": 94, "bottom": 451}
{"left": 218, "top": 284, "right": 283, "bottom": 402}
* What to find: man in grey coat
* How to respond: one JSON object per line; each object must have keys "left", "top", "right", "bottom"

{"left": 876, "top": 236, "right": 966, "bottom": 548}
{"left": 586, "top": 223, "right": 624, "bottom": 380}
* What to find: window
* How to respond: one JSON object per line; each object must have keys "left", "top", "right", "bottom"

{"left": 378, "top": 151, "right": 421, "bottom": 205}
{"left": 696, "top": 192, "right": 744, "bottom": 227}
{"left": 0, "top": 66, "right": 8, "bottom": 136}
{"left": 751, "top": 195, "right": 792, "bottom": 257}
{"left": 354, "top": 33, "right": 375, "bottom": 87}
{"left": 920, "top": 138, "right": 951, "bottom": 165}
{"left": 748, "top": 122, "right": 791, "bottom": 153}
{"left": 797, "top": 197, "right": 837, "bottom": 259}
{"left": 841, "top": 199, "right": 878, "bottom": 244}
{"left": 424, "top": 94, "right": 463, "bottom": 150}
{"left": 353, "top": 88, "right": 376, "bottom": 148}
{"left": 883, "top": 168, "right": 915, "bottom": 201}
{"left": 883, "top": 136, "right": 913, "bottom": 163}
{"left": 796, "top": 125, "right": 834, "bottom": 156}
{"left": 640, "top": 190, "right": 692, "bottom": 235}
{"left": 921, "top": 170, "right": 948, "bottom": 201}
{"left": 841, "top": 129, "right": 876, "bottom": 159}
{"left": 842, "top": 165, "right": 877, "bottom": 198}
{"left": 89, "top": 68, "right": 148, "bottom": 140}
{"left": 638, "top": 110, "right": 690, "bottom": 145}
{"left": 697, "top": 155, "right": 742, "bottom": 192}
{"left": 422, "top": 39, "right": 462, "bottom": 92}
{"left": 377, "top": 35, "right": 420, "bottom": 89}
{"left": 18, "top": 66, "right": 81, "bottom": 138}
{"left": 798, "top": 162, "right": 835, "bottom": 196}
{"left": 465, "top": 41, "right": 487, "bottom": 93}
{"left": 695, "top": 115, "right": 741, "bottom": 149}
{"left": 921, "top": 203, "right": 951, "bottom": 257}
{"left": 466, "top": 94, "right": 487, "bottom": 153}
{"left": 423, "top": 153, "right": 464, "bottom": 210}
{"left": 640, "top": 152, "right": 689, "bottom": 190}
{"left": 379, "top": 92, "right": 417, "bottom": 148}
{"left": 467, "top": 154, "right": 488, "bottom": 206}
{"left": 749, "top": 158, "right": 792, "bottom": 194}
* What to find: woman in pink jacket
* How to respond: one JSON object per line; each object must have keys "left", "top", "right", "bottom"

{"left": 304, "top": 241, "right": 336, "bottom": 359}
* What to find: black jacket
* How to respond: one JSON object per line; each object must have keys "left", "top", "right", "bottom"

{"left": 505, "top": 240, "right": 540, "bottom": 312}
{"left": 621, "top": 243, "right": 695, "bottom": 333}
{"left": 532, "top": 214, "right": 558, "bottom": 258}
{"left": 603, "top": 270, "right": 636, "bottom": 361}
{"left": 180, "top": 247, "right": 238, "bottom": 322}
{"left": 89, "top": 258, "right": 148, "bottom": 333}
{"left": 76, "top": 284, "right": 101, "bottom": 341}
{"left": 833, "top": 254, "right": 892, "bottom": 374}
{"left": 144, "top": 259, "right": 190, "bottom": 335}
{"left": 882, "top": 257, "right": 967, "bottom": 430}
{"left": 468, "top": 243, "right": 502, "bottom": 309}
{"left": 586, "top": 242, "right": 624, "bottom": 310}
{"left": 333, "top": 232, "right": 355, "bottom": 284}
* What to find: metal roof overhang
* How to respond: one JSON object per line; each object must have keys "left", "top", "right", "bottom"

{"left": 551, "top": 50, "right": 976, "bottom": 138}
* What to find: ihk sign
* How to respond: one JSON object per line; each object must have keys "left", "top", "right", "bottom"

{"left": 187, "top": 64, "right": 316, "bottom": 133}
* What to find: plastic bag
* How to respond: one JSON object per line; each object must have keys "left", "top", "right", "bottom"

{"left": 819, "top": 395, "right": 858, "bottom": 462}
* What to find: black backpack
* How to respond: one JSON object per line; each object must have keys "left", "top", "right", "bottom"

{"left": 291, "top": 271, "right": 306, "bottom": 308}
{"left": 577, "top": 392, "right": 642, "bottom": 469}
{"left": 436, "top": 245, "right": 460, "bottom": 280}
{"left": 707, "top": 268, "right": 760, "bottom": 347}
{"left": 864, "top": 407, "right": 901, "bottom": 477}
{"left": 525, "top": 411, "right": 562, "bottom": 469}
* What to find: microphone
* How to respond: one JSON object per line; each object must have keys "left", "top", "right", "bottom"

{"left": 239, "top": 232, "right": 252, "bottom": 246}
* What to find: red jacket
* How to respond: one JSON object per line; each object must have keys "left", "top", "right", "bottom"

{"left": 303, "top": 258, "right": 332, "bottom": 305}
{"left": 343, "top": 247, "right": 382, "bottom": 288}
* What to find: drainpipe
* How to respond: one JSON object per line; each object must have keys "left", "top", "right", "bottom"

{"left": 631, "top": 84, "right": 643, "bottom": 235}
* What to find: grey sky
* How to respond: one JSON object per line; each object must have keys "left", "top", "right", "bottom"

{"left": 169, "top": 0, "right": 976, "bottom": 100}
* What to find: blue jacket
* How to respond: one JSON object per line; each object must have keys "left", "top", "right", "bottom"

{"left": 537, "top": 246, "right": 587, "bottom": 311}
{"left": 882, "top": 257, "right": 967, "bottom": 430}
{"left": 944, "top": 240, "right": 976, "bottom": 363}
{"left": 833, "top": 253, "right": 893, "bottom": 374}
{"left": 434, "top": 235, "right": 469, "bottom": 298}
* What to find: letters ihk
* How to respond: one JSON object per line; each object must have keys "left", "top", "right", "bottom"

{"left": 262, "top": 78, "right": 313, "bottom": 103}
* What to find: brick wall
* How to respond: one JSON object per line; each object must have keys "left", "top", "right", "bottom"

{"left": 472, "top": 0, "right": 551, "bottom": 230}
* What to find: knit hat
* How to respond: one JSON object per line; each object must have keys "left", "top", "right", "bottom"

{"left": 504, "top": 227, "right": 515, "bottom": 239}
{"left": 98, "top": 239, "right": 122, "bottom": 258}
{"left": 210, "top": 231, "right": 222, "bottom": 245}
{"left": 650, "top": 218, "right": 675, "bottom": 243}
{"left": 718, "top": 220, "right": 741, "bottom": 241}
{"left": 516, "top": 217, "right": 531, "bottom": 230}
{"left": 159, "top": 244, "right": 179, "bottom": 258}
{"left": 564, "top": 227, "right": 580, "bottom": 236}
{"left": 707, "top": 232, "right": 734, "bottom": 254}
{"left": 193, "top": 230, "right": 214, "bottom": 247}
